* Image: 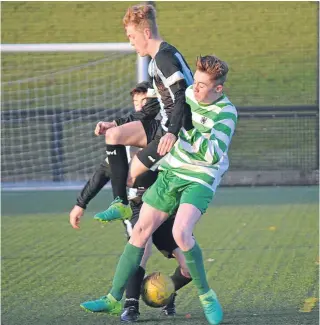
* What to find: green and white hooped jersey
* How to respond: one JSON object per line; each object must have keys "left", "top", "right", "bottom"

{"left": 160, "top": 85, "right": 238, "bottom": 191}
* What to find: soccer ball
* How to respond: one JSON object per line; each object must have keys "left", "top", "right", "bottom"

{"left": 141, "top": 272, "right": 175, "bottom": 308}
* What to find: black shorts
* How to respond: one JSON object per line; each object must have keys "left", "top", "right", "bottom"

{"left": 123, "top": 200, "right": 178, "bottom": 259}
{"left": 132, "top": 169, "right": 158, "bottom": 190}
{"left": 137, "top": 123, "right": 167, "bottom": 169}
{"left": 141, "top": 119, "right": 161, "bottom": 144}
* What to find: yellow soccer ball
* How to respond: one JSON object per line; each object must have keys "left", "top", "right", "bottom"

{"left": 141, "top": 272, "right": 175, "bottom": 308}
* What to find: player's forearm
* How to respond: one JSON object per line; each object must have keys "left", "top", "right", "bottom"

{"left": 182, "top": 103, "right": 193, "bottom": 131}
{"left": 76, "top": 161, "right": 111, "bottom": 209}
{"left": 114, "top": 113, "right": 136, "bottom": 126}
{"left": 167, "top": 88, "right": 187, "bottom": 136}
{"left": 114, "top": 98, "right": 160, "bottom": 126}
{"left": 140, "top": 98, "right": 161, "bottom": 120}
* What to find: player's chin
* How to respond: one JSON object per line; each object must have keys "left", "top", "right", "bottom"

{"left": 137, "top": 52, "right": 147, "bottom": 57}
{"left": 135, "top": 48, "right": 146, "bottom": 56}
{"left": 194, "top": 94, "right": 201, "bottom": 102}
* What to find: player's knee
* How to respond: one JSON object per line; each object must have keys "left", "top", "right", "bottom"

{"left": 126, "top": 176, "right": 135, "bottom": 188}
{"left": 130, "top": 224, "right": 150, "bottom": 246}
{"left": 105, "top": 128, "right": 120, "bottom": 145}
{"left": 172, "top": 226, "right": 192, "bottom": 251}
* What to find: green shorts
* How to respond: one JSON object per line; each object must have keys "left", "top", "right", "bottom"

{"left": 142, "top": 169, "right": 214, "bottom": 215}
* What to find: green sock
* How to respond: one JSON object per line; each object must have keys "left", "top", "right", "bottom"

{"left": 110, "top": 243, "right": 144, "bottom": 301}
{"left": 183, "top": 241, "right": 210, "bottom": 296}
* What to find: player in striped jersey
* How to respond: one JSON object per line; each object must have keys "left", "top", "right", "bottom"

{"left": 158, "top": 61, "right": 237, "bottom": 192}
{"left": 93, "top": 3, "right": 193, "bottom": 223}
{"left": 80, "top": 55, "right": 237, "bottom": 325}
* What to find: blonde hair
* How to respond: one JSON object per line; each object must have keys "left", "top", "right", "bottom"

{"left": 196, "top": 55, "right": 229, "bottom": 85}
{"left": 123, "top": 4, "right": 158, "bottom": 35}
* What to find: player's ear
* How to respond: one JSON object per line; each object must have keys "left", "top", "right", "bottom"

{"left": 144, "top": 27, "right": 152, "bottom": 39}
{"left": 215, "top": 85, "right": 223, "bottom": 93}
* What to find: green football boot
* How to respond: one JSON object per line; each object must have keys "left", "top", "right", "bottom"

{"left": 80, "top": 293, "right": 122, "bottom": 315}
{"left": 94, "top": 197, "right": 132, "bottom": 223}
{"left": 199, "top": 289, "right": 223, "bottom": 325}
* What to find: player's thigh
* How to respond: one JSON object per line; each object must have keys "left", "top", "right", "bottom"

{"left": 142, "top": 171, "right": 180, "bottom": 216}
{"left": 127, "top": 155, "right": 150, "bottom": 185}
{"left": 152, "top": 217, "right": 178, "bottom": 259}
{"left": 105, "top": 121, "right": 147, "bottom": 147}
{"left": 129, "top": 202, "right": 168, "bottom": 247}
{"left": 172, "top": 184, "right": 213, "bottom": 238}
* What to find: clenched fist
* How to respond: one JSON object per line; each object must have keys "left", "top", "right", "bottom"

{"left": 94, "top": 121, "right": 117, "bottom": 136}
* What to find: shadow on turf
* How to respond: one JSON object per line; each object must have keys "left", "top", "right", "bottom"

{"left": 8, "top": 308, "right": 316, "bottom": 325}
{"left": 133, "top": 312, "right": 203, "bottom": 323}
{"left": 223, "top": 309, "right": 319, "bottom": 325}
{"left": 140, "top": 308, "right": 319, "bottom": 325}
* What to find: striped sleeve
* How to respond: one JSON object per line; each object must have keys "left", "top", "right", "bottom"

{"left": 154, "top": 50, "right": 194, "bottom": 136}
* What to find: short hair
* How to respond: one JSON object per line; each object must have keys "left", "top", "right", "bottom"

{"left": 123, "top": 4, "right": 158, "bottom": 35}
{"left": 196, "top": 55, "right": 229, "bottom": 86}
{"left": 130, "top": 81, "right": 152, "bottom": 97}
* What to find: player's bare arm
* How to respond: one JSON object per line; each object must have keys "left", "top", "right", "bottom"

{"left": 94, "top": 120, "right": 117, "bottom": 136}
{"left": 157, "top": 132, "right": 177, "bottom": 156}
{"left": 69, "top": 205, "right": 84, "bottom": 229}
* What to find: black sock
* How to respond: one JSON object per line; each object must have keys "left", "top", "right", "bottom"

{"left": 171, "top": 266, "right": 192, "bottom": 291}
{"left": 106, "top": 144, "right": 129, "bottom": 204}
{"left": 124, "top": 266, "right": 145, "bottom": 308}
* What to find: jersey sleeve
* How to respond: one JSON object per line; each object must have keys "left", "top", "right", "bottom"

{"left": 76, "top": 160, "right": 110, "bottom": 209}
{"left": 155, "top": 50, "right": 193, "bottom": 135}
{"left": 114, "top": 98, "right": 160, "bottom": 126}
{"left": 155, "top": 50, "right": 187, "bottom": 87}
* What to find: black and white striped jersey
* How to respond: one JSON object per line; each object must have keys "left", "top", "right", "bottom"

{"left": 148, "top": 42, "right": 193, "bottom": 136}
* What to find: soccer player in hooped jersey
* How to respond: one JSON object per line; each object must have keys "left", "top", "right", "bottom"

{"left": 81, "top": 55, "right": 237, "bottom": 325}
{"left": 93, "top": 3, "right": 193, "bottom": 223}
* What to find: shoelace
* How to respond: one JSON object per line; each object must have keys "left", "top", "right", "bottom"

{"left": 99, "top": 295, "right": 115, "bottom": 306}
{"left": 110, "top": 197, "right": 122, "bottom": 205}
{"left": 202, "top": 296, "right": 217, "bottom": 314}
{"left": 127, "top": 306, "right": 140, "bottom": 314}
